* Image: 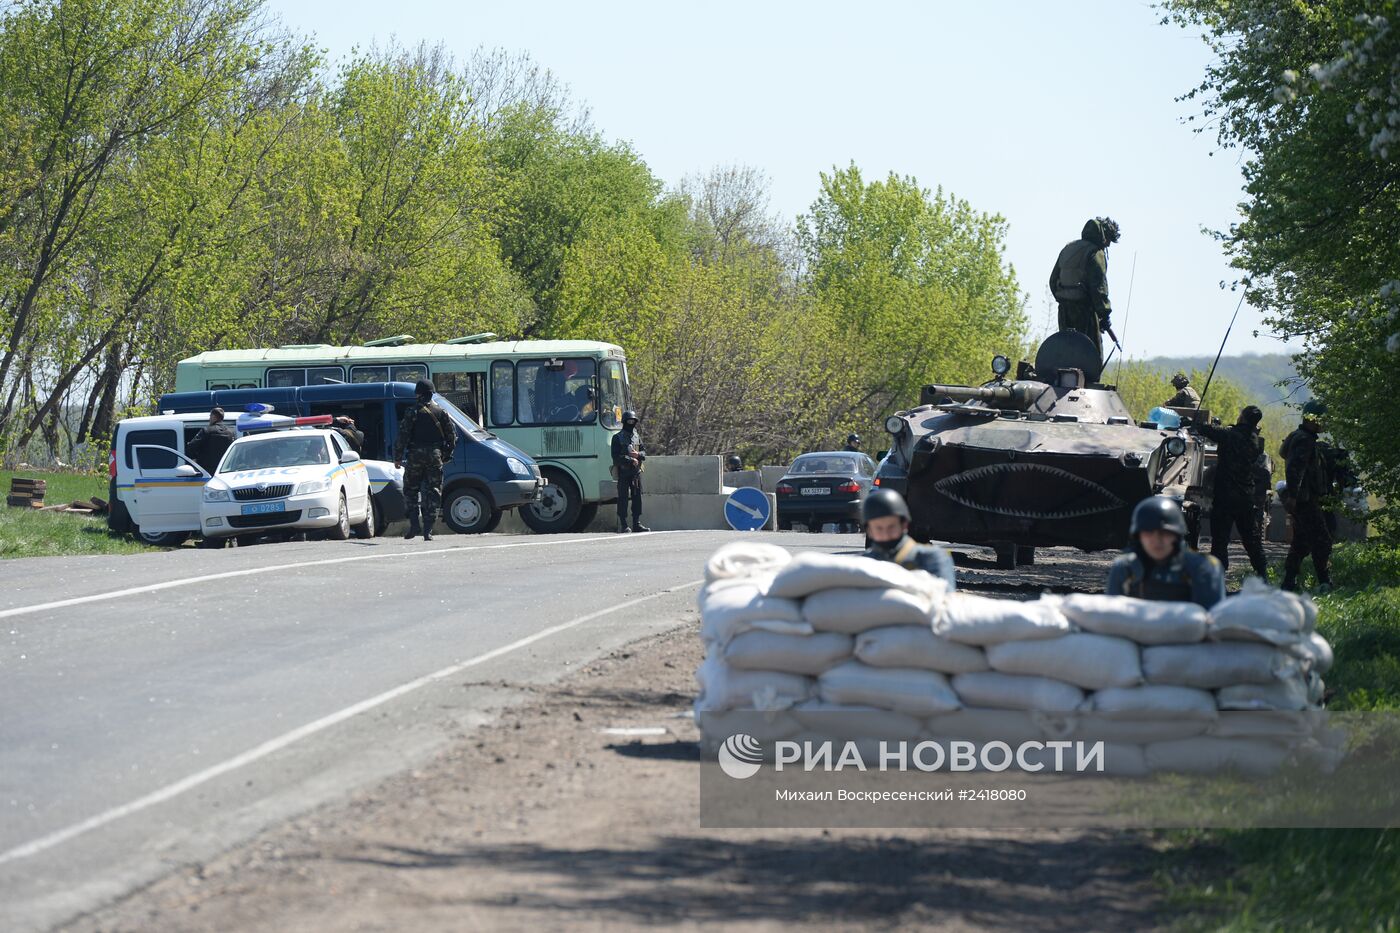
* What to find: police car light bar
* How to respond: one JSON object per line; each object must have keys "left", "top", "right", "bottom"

{"left": 235, "top": 412, "right": 334, "bottom": 432}
{"left": 244, "top": 403, "right": 276, "bottom": 414}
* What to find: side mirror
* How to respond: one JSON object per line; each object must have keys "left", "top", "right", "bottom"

{"left": 175, "top": 463, "right": 198, "bottom": 477}
{"left": 340, "top": 450, "right": 361, "bottom": 463}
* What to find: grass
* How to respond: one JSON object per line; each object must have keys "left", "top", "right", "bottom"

{"left": 1159, "top": 542, "right": 1400, "bottom": 931}
{"left": 0, "top": 468, "right": 147, "bottom": 559}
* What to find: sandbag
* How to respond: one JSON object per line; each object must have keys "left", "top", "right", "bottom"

{"left": 791, "top": 701, "right": 924, "bottom": 740}
{"left": 723, "top": 630, "right": 853, "bottom": 676}
{"left": 1065, "top": 717, "right": 1210, "bottom": 743}
{"left": 803, "top": 586, "right": 937, "bottom": 633}
{"left": 696, "top": 708, "right": 801, "bottom": 742}
{"left": 705, "top": 541, "right": 792, "bottom": 582}
{"left": 1145, "top": 736, "right": 1293, "bottom": 776}
{"left": 1209, "top": 579, "right": 1307, "bottom": 644}
{"left": 1091, "top": 685, "right": 1218, "bottom": 721}
{"left": 1291, "top": 631, "right": 1334, "bottom": 675}
{"left": 1209, "top": 711, "right": 1316, "bottom": 739}
{"left": 933, "top": 593, "right": 1072, "bottom": 646}
{"left": 924, "top": 708, "right": 1049, "bottom": 744}
{"left": 1217, "top": 677, "right": 1312, "bottom": 711}
{"left": 1142, "top": 643, "right": 1299, "bottom": 689}
{"left": 855, "top": 625, "right": 990, "bottom": 674}
{"left": 695, "top": 655, "right": 814, "bottom": 712}
{"left": 950, "top": 672, "right": 1085, "bottom": 712}
{"left": 1054, "top": 593, "right": 1208, "bottom": 645}
{"left": 818, "top": 660, "right": 960, "bottom": 716}
{"left": 985, "top": 633, "right": 1142, "bottom": 690}
{"left": 699, "top": 579, "right": 808, "bottom": 645}
{"left": 768, "top": 551, "right": 934, "bottom": 598}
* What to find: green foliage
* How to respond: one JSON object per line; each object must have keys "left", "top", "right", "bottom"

{"left": 1161, "top": 0, "right": 1400, "bottom": 539}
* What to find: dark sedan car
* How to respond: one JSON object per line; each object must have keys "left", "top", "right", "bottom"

{"left": 776, "top": 451, "right": 876, "bottom": 532}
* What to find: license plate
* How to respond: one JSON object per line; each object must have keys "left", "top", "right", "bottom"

{"left": 800, "top": 487, "right": 830, "bottom": 496}
{"left": 240, "top": 501, "right": 286, "bottom": 515}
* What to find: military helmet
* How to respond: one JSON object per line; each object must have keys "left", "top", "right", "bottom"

{"left": 621, "top": 409, "right": 638, "bottom": 426}
{"left": 725, "top": 454, "right": 742, "bottom": 471}
{"left": 1302, "top": 400, "right": 1327, "bottom": 420}
{"left": 862, "top": 488, "right": 910, "bottom": 524}
{"left": 1171, "top": 372, "right": 1190, "bottom": 388}
{"left": 1097, "top": 216, "right": 1121, "bottom": 244}
{"left": 1239, "top": 405, "right": 1264, "bottom": 427}
{"left": 414, "top": 379, "right": 434, "bottom": 397}
{"left": 1129, "top": 496, "right": 1189, "bottom": 537}
{"left": 847, "top": 433, "right": 860, "bottom": 445}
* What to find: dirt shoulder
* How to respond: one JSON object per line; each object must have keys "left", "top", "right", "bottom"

{"left": 70, "top": 611, "right": 1168, "bottom": 932}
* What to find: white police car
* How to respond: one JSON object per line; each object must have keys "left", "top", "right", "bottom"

{"left": 200, "top": 416, "right": 374, "bottom": 541}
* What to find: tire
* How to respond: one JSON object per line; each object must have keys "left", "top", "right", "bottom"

{"left": 481, "top": 509, "right": 504, "bottom": 533}
{"left": 353, "top": 496, "right": 375, "bottom": 539}
{"left": 443, "top": 486, "right": 496, "bottom": 534}
{"left": 195, "top": 536, "right": 226, "bottom": 550}
{"left": 107, "top": 478, "right": 133, "bottom": 534}
{"left": 520, "top": 471, "right": 582, "bottom": 534}
{"left": 135, "top": 528, "right": 189, "bottom": 547}
{"left": 327, "top": 492, "right": 351, "bottom": 540}
{"left": 372, "top": 494, "right": 389, "bottom": 536}
{"left": 567, "top": 503, "right": 599, "bottom": 533}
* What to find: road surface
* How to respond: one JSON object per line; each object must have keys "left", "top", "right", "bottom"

{"left": 0, "top": 530, "right": 872, "bottom": 931}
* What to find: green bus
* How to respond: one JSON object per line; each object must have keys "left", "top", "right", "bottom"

{"left": 173, "top": 335, "right": 631, "bottom": 533}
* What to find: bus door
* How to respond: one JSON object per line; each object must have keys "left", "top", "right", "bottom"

{"left": 434, "top": 372, "right": 485, "bottom": 425}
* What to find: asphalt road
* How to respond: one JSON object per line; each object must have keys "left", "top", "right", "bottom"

{"left": 0, "top": 529, "right": 861, "bottom": 932}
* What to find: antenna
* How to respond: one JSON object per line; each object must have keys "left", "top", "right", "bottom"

{"left": 1114, "top": 252, "right": 1138, "bottom": 384}
{"left": 1196, "top": 291, "right": 1248, "bottom": 411}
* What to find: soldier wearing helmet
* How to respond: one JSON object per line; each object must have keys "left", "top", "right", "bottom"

{"left": 394, "top": 379, "right": 455, "bottom": 541}
{"left": 843, "top": 433, "right": 862, "bottom": 453}
{"left": 860, "top": 489, "right": 956, "bottom": 588}
{"left": 611, "top": 409, "right": 649, "bottom": 533}
{"left": 1106, "top": 496, "right": 1224, "bottom": 608}
{"left": 1186, "top": 404, "right": 1270, "bottom": 579}
{"left": 1279, "top": 400, "right": 1332, "bottom": 592}
{"left": 1165, "top": 372, "right": 1201, "bottom": 408}
{"left": 1049, "top": 216, "right": 1120, "bottom": 360}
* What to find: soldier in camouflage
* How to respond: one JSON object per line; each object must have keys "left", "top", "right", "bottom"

{"left": 1049, "top": 217, "right": 1119, "bottom": 360}
{"left": 394, "top": 380, "right": 456, "bottom": 541}
{"left": 1166, "top": 372, "right": 1201, "bottom": 408}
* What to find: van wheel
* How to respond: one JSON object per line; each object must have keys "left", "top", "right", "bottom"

{"left": 327, "top": 493, "right": 351, "bottom": 540}
{"left": 567, "top": 503, "right": 599, "bottom": 533}
{"left": 135, "top": 528, "right": 188, "bottom": 547}
{"left": 520, "top": 471, "right": 581, "bottom": 534}
{"left": 481, "top": 509, "right": 503, "bottom": 533}
{"left": 353, "top": 497, "right": 375, "bottom": 539}
{"left": 444, "top": 486, "right": 497, "bottom": 534}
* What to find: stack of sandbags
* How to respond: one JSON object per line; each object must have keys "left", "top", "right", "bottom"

{"left": 695, "top": 543, "right": 1335, "bottom": 776}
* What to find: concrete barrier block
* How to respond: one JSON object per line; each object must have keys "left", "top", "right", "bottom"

{"left": 759, "top": 465, "right": 788, "bottom": 493}
{"left": 643, "top": 455, "right": 722, "bottom": 496}
{"left": 724, "top": 469, "right": 762, "bottom": 489}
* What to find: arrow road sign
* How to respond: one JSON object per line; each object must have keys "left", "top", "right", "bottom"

{"left": 724, "top": 486, "right": 771, "bottom": 531}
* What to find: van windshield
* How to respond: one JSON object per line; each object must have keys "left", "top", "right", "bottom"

{"left": 221, "top": 436, "right": 329, "bottom": 472}
{"left": 435, "top": 394, "right": 488, "bottom": 439}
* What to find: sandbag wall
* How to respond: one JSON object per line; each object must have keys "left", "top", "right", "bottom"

{"left": 696, "top": 543, "right": 1333, "bottom": 776}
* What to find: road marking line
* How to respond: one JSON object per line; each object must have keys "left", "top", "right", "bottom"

{"left": 0, "top": 577, "right": 704, "bottom": 865}
{"left": 0, "top": 531, "right": 697, "bottom": 621}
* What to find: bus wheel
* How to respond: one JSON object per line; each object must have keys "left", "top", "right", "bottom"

{"left": 568, "top": 503, "right": 599, "bottom": 533}
{"left": 521, "top": 471, "right": 582, "bottom": 534}
{"left": 444, "top": 486, "right": 498, "bottom": 534}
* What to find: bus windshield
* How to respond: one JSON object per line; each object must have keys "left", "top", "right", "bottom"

{"left": 599, "top": 359, "right": 629, "bottom": 429}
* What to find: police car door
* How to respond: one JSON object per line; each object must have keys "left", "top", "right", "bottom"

{"left": 328, "top": 431, "right": 370, "bottom": 515}
{"left": 131, "top": 444, "right": 209, "bottom": 533}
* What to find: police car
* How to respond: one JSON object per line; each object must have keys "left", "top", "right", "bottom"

{"left": 109, "top": 408, "right": 402, "bottom": 546}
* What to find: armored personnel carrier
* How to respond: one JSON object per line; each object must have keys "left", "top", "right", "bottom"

{"left": 874, "top": 331, "right": 1206, "bottom": 567}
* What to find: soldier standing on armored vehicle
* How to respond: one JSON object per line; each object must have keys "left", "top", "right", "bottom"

{"left": 1186, "top": 405, "right": 1270, "bottom": 579}
{"left": 394, "top": 379, "right": 455, "bottom": 541}
{"left": 1165, "top": 372, "right": 1201, "bottom": 408}
{"left": 1049, "top": 217, "right": 1120, "bottom": 360}
{"left": 1280, "top": 401, "right": 1333, "bottom": 592}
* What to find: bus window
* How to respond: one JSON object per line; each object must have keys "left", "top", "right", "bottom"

{"left": 599, "top": 359, "right": 628, "bottom": 429}
{"left": 434, "top": 372, "right": 483, "bottom": 423}
{"left": 490, "top": 361, "right": 513, "bottom": 427}
{"left": 516, "top": 358, "right": 597, "bottom": 426}
{"left": 267, "top": 366, "right": 345, "bottom": 387}
{"left": 208, "top": 383, "right": 231, "bottom": 391}
{"left": 351, "top": 363, "right": 427, "bottom": 385}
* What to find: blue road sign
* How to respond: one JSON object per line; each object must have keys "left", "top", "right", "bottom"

{"left": 725, "top": 486, "right": 771, "bottom": 531}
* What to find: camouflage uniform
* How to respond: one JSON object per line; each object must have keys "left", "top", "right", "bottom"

{"left": 1166, "top": 386, "right": 1201, "bottom": 408}
{"left": 1049, "top": 218, "right": 1115, "bottom": 360}
{"left": 395, "top": 399, "right": 455, "bottom": 532}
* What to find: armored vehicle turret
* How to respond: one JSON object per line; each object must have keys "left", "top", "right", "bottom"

{"left": 875, "top": 332, "right": 1206, "bottom": 567}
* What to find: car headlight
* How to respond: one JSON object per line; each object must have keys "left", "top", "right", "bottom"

{"left": 506, "top": 457, "right": 530, "bottom": 476}
{"left": 885, "top": 415, "right": 905, "bottom": 436}
{"left": 202, "top": 487, "right": 230, "bottom": 502}
{"left": 295, "top": 477, "right": 332, "bottom": 495}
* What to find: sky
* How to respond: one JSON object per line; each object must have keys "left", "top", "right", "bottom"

{"left": 266, "top": 0, "right": 1293, "bottom": 359}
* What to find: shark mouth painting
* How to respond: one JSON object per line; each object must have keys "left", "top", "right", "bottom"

{"left": 932, "top": 461, "right": 1126, "bottom": 521}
